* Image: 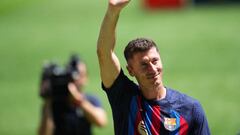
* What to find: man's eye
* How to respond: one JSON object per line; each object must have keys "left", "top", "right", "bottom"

{"left": 141, "top": 63, "right": 148, "bottom": 68}
{"left": 152, "top": 59, "right": 158, "bottom": 65}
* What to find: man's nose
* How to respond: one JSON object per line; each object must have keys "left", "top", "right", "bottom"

{"left": 148, "top": 63, "right": 157, "bottom": 73}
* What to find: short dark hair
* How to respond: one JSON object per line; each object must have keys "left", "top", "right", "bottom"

{"left": 124, "top": 38, "right": 159, "bottom": 61}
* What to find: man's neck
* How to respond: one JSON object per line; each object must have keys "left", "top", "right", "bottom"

{"left": 140, "top": 85, "right": 166, "bottom": 100}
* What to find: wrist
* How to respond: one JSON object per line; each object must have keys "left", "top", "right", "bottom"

{"left": 107, "top": 5, "right": 121, "bottom": 16}
{"left": 74, "top": 95, "right": 86, "bottom": 106}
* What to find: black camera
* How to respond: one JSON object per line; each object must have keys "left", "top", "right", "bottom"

{"left": 39, "top": 55, "right": 80, "bottom": 100}
{"left": 39, "top": 62, "right": 72, "bottom": 100}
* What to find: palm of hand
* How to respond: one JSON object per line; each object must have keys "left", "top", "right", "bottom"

{"left": 109, "top": 0, "right": 130, "bottom": 6}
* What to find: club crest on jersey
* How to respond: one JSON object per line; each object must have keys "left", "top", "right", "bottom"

{"left": 164, "top": 117, "right": 177, "bottom": 131}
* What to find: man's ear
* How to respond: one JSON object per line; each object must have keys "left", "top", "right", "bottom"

{"left": 126, "top": 65, "right": 134, "bottom": 77}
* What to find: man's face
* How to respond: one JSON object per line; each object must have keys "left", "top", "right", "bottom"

{"left": 127, "top": 47, "right": 163, "bottom": 89}
{"left": 74, "top": 63, "right": 88, "bottom": 90}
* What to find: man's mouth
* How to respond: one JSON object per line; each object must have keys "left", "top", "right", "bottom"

{"left": 147, "top": 72, "right": 160, "bottom": 80}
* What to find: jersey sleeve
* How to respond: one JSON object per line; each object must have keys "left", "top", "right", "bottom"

{"left": 86, "top": 95, "right": 102, "bottom": 108}
{"left": 192, "top": 101, "right": 211, "bottom": 135}
{"left": 102, "top": 69, "right": 138, "bottom": 116}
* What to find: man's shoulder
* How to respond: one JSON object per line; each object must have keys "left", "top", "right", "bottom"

{"left": 166, "top": 87, "right": 200, "bottom": 106}
{"left": 102, "top": 69, "right": 133, "bottom": 87}
{"left": 102, "top": 69, "right": 138, "bottom": 94}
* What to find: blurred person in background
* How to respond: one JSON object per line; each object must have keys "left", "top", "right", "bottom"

{"left": 96, "top": 0, "right": 210, "bottom": 134}
{"left": 38, "top": 54, "right": 107, "bottom": 135}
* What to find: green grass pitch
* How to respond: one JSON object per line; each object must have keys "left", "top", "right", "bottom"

{"left": 0, "top": 0, "right": 240, "bottom": 135}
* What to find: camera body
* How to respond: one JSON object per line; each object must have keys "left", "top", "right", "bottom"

{"left": 40, "top": 62, "right": 73, "bottom": 100}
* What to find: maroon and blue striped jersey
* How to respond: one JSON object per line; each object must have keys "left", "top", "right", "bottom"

{"left": 103, "top": 70, "right": 210, "bottom": 135}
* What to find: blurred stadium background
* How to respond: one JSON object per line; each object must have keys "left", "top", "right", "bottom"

{"left": 0, "top": 0, "right": 239, "bottom": 135}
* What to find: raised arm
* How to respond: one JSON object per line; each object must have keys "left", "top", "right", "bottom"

{"left": 97, "top": 0, "right": 130, "bottom": 88}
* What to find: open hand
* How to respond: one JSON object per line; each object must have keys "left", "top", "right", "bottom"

{"left": 109, "top": 0, "right": 130, "bottom": 9}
